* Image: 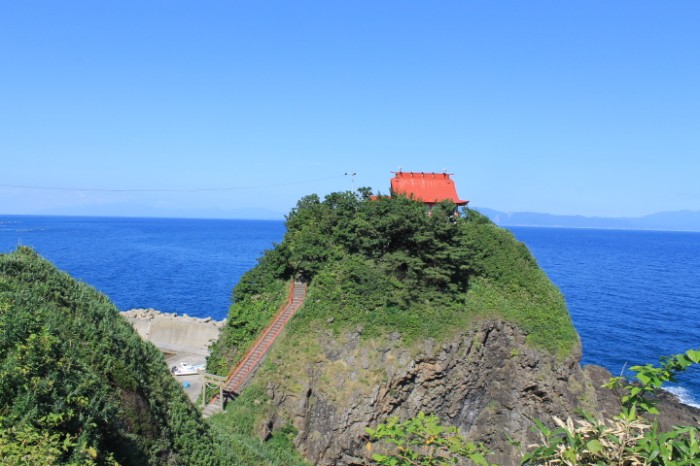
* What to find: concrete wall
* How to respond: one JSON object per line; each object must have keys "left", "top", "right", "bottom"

{"left": 122, "top": 309, "right": 224, "bottom": 356}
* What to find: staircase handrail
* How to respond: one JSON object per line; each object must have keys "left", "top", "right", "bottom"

{"left": 225, "top": 280, "right": 300, "bottom": 381}
{"left": 205, "top": 280, "right": 306, "bottom": 410}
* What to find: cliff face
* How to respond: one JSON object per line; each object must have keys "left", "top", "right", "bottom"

{"left": 256, "top": 319, "right": 597, "bottom": 465}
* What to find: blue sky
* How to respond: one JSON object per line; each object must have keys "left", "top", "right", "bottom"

{"left": 2, "top": 1, "right": 699, "bottom": 219}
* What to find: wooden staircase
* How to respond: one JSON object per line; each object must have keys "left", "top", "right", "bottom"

{"left": 203, "top": 280, "right": 306, "bottom": 417}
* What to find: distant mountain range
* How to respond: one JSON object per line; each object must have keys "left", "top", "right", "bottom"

{"left": 475, "top": 208, "right": 700, "bottom": 232}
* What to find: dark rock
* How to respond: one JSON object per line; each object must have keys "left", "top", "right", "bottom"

{"left": 585, "top": 364, "right": 700, "bottom": 430}
{"left": 262, "top": 320, "right": 603, "bottom": 465}
{"left": 259, "top": 322, "right": 700, "bottom": 465}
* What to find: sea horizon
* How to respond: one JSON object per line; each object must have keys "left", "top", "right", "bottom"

{"left": 6, "top": 211, "right": 700, "bottom": 234}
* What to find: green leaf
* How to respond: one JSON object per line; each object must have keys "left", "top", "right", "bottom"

{"left": 586, "top": 439, "right": 603, "bottom": 454}
{"left": 687, "top": 350, "right": 700, "bottom": 364}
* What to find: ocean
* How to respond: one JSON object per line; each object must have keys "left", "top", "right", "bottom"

{"left": 1, "top": 215, "right": 698, "bottom": 406}
{"left": 509, "top": 226, "right": 700, "bottom": 408}
{"left": 0, "top": 216, "right": 285, "bottom": 319}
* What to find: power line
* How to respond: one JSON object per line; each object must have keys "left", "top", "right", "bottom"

{"left": 0, "top": 175, "right": 344, "bottom": 193}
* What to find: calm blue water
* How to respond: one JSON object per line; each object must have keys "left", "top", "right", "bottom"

{"left": 1, "top": 216, "right": 698, "bottom": 405}
{"left": 0, "top": 216, "right": 285, "bottom": 319}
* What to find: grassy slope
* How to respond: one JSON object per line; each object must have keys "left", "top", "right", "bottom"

{"left": 291, "top": 218, "right": 576, "bottom": 354}
{"left": 0, "top": 247, "right": 222, "bottom": 465}
{"left": 207, "top": 385, "right": 309, "bottom": 466}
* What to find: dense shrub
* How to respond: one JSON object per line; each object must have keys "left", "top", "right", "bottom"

{"left": 0, "top": 247, "right": 222, "bottom": 465}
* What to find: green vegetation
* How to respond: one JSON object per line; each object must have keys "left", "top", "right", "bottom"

{"left": 0, "top": 247, "right": 309, "bottom": 465}
{"left": 207, "top": 384, "right": 308, "bottom": 466}
{"left": 207, "top": 275, "right": 288, "bottom": 376}
{"left": 522, "top": 348, "right": 700, "bottom": 465}
{"left": 210, "top": 190, "right": 577, "bottom": 362}
{"left": 0, "top": 247, "right": 221, "bottom": 465}
{"left": 3, "top": 192, "right": 693, "bottom": 465}
{"left": 365, "top": 411, "right": 495, "bottom": 466}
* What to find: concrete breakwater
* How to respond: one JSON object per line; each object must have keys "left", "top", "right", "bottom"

{"left": 121, "top": 309, "right": 226, "bottom": 402}
{"left": 121, "top": 308, "right": 225, "bottom": 356}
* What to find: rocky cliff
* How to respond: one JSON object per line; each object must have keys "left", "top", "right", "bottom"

{"left": 247, "top": 319, "right": 596, "bottom": 465}
{"left": 248, "top": 321, "right": 700, "bottom": 466}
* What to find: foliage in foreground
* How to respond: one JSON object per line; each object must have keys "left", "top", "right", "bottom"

{"left": 0, "top": 247, "right": 314, "bottom": 465}
{"left": 0, "top": 247, "right": 220, "bottom": 465}
{"left": 365, "top": 412, "right": 495, "bottom": 466}
{"left": 0, "top": 412, "right": 114, "bottom": 466}
{"left": 522, "top": 348, "right": 700, "bottom": 465}
{"left": 367, "top": 349, "right": 700, "bottom": 465}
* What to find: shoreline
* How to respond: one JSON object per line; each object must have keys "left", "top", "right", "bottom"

{"left": 121, "top": 308, "right": 226, "bottom": 402}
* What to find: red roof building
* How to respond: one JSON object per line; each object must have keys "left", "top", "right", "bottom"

{"left": 390, "top": 171, "right": 469, "bottom": 207}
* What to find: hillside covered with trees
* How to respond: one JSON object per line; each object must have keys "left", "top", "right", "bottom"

{"left": 0, "top": 247, "right": 223, "bottom": 465}
{"left": 209, "top": 190, "right": 578, "bottom": 375}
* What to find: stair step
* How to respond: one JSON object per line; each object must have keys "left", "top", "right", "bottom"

{"left": 205, "top": 282, "right": 306, "bottom": 417}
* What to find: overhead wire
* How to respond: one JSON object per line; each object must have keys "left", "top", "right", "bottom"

{"left": 0, "top": 174, "right": 345, "bottom": 193}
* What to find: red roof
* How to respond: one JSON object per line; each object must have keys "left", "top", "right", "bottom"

{"left": 390, "top": 172, "right": 468, "bottom": 206}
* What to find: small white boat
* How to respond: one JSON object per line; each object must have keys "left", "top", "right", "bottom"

{"left": 171, "top": 362, "right": 204, "bottom": 376}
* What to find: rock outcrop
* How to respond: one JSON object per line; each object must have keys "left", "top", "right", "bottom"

{"left": 257, "top": 319, "right": 599, "bottom": 465}
{"left": 584, "top": 364, "right": 700, "bottom": 432}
